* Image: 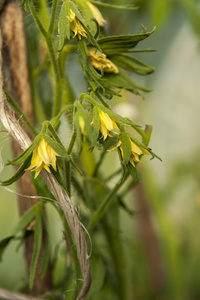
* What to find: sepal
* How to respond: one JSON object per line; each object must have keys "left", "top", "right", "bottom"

{"left": 97, "top": 27, "right": 156, "bottom": 55}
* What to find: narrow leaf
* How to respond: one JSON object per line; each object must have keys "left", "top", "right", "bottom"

{"left": 43, "top": 135, "right": 70, "bottom": 160}
{"left": 1, "top": 156, "right": 31, "bottom": 186}
{"left": 7, "top": 135, "right": 41, "bottom": 166}
{"left": 126, "top": 163, "right": 141, "bottom": 183}
{"left": 58, "top": 0, "right": 70, "bottom": 51}
{"left": 0, "top": 236, "right": 14, "bottom": 262}
{"left": 90, "top": 1, "right": 137, "bottom": 11}
{"left": 12, "top": 202, "right": 43, "bottom": 236}
{"left": 29, "top": 211, "right": 43, "bottom": 289}
{"left": 110, "top": 54, "right": 155, "bottom": 75}
{"left": 92, "top": 105, "right": 100, "bottom": 140}
{"left": 97, "top": 27, "right": 156, "bottom": 54}
{"left": 41, "top": 243, "right": 49, "bottom": 278}
{"left": 120, "top": 133, "right": 131, "bottom": 165}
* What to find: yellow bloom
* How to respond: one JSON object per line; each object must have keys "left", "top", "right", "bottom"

{"left": 27, "top": 138, "right": 59, "bottom": 178}
{"left": 89, "top": 48, "right": 119, "bottom": 74}
{"left": 110, "top": 137, "right": 150, "bottom": 167}
{"left": 68, "top": 9, "right": 87, "bottom": 40}
{"left": 98, "top": 110, "right": 119, "bottom": 140}
{"left": 87, "top": 1, "right": 107, "bottom": 27}
{"left": 78, "top": 116, "right": 87, "bottom": 135}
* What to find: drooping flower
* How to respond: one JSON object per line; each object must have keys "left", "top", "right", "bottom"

{"left": 110, "top": 136, "right": 150, "bottom": 167}
{"left": 88, "top": 48, "right": 119, "bottom": 74}
{"left": 68, "top": 9, "right": 87, "bottom": 40}
{"left": 91, "top": 110, "right": 119, "bottom": 140}
{"left": 27, "top": 138, "right": 59, "bottom": 178}
{"left": 86, "top": 1, "right": 107, "bottom": 27}
{"left": 78, "top": 116, "right": 87, "bottom": 135}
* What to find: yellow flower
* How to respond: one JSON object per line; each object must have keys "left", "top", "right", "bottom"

{"left": 88, "top": 48, "right": 119, "bottom": 74}
{"left": 27, "top": 138, "right": 59, "bottom": 178}
{"left": 87, "top": 1, "right": 107, "bottom": 27}
{"left": 68, "top": 9, "right": 87, "bottom": 40}
{"left": 78, "top": 116, "right": 87, "bottom": 135}
{"left": 110, "top": 137, "right": 150, "bottom": 167}
{"left": 97, "top": 110, "right": 119, "bottom": 140}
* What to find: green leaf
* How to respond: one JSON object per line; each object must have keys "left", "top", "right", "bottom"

{"left": 126, "top": 163, "right": 141, "bottom": 183}
{"left": 74, "top": 113, "right": 83, "bottom": 154}
{"left": 41, "top": 243, "right": 50, "bottom": 278}
{"left": 7, "top": 135, "right": 41, "bottom": 166}
{"left": 0, "top": 236, "right": 14, "bottom": 262}
{"left": 0, "top": 156, "right": 31, "bottom": 186}
{"left": 97, "top": 27, "right": 156, "bottom": 55}
{"left": 29, "top": 211, "right": 43, "bottom": 289}
{"left": 142, "top": 125, "right": 152, "bottom": 146}
{"left": 92, "top": 105, "right": 100, "bottom": 140}
{"left": 119, "top": 133, "right": 131, "bottom": 165}
{"left": 12, "top": 202, "right": 44, "bottom": 236}
{"left": 58, "top": 0, "right": 70, "bottom": 51}
{"left": 43, "top": 135, "right": 82, "bottom": 174}
{"left": 100, "top": 69, "right": 151, "bottom": 95}
{"left": 45, "top": 121, "right": 63, "bottom": 145}
{"left": 43, "top": 135, "right": 70, "bottom": 161}
{"left": 90, "top": 1, "right": 137, "bottom": 11}
{"left": 110, "top": 54, "right": 155, "bottom": 75}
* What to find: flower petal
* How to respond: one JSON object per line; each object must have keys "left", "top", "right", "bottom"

{"left": 130, "top": 139, "right": 143, "bottom": 155}
{"left": 99, "top": 111, "right": 113, "bottom": 131}
{"left": 37, "top": 139, "right": 51, "bottom": 165}
{"left": 87, "top": 1, "right": 107, "bottom": 27}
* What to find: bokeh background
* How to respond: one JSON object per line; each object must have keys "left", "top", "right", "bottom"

{"left": 0, "top": 0, "right": 200, "bottom": 299}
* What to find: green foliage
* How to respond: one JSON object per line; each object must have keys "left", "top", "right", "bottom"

{"left": 0, "top": 0, "right": 164, "bottom": 299}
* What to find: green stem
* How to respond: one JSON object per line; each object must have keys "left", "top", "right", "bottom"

{"left": 67, "top": 130, "right": 76, "bottom": 155}
{"left": 54, "top": 104, "right": 74, "bottom": 120}
{"left": 94, "top": 91, "right": 111, "bottom": 109}
{"left": 92, "top": 148, "right": 106, "bottom": 177}
{"left": 29, "top": 3, "right": 47, "bottom": 38}
{"left": 29, "top": 2, "right": 62, "bottom": 117}
{"left": 5, "top": 90, "right": 38, "bottom": 136}
{"left": 88, "top": 168, "right": 128, "bottom": 232}
{"left": 48, "top": 0, "right": 58, "bottom": 34}
{"left": 38, "top": 0, "right": 49, "bottom": 30}
{"left": 104, "top": 168, "right": 121, "bottom": 182}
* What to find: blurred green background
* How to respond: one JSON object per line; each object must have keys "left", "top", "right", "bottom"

{"left": 1, "top": 0, "right": 200, "bottom": 299}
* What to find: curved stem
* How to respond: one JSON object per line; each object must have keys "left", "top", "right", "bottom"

{"left": 29, "top": 2, "right": 47, "bottom": 38}
{"left": 55, "top": 104, "right": 74, "bottom": 120}
{"left": 48, "top": 0, "right": 58, "bottom": 34}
